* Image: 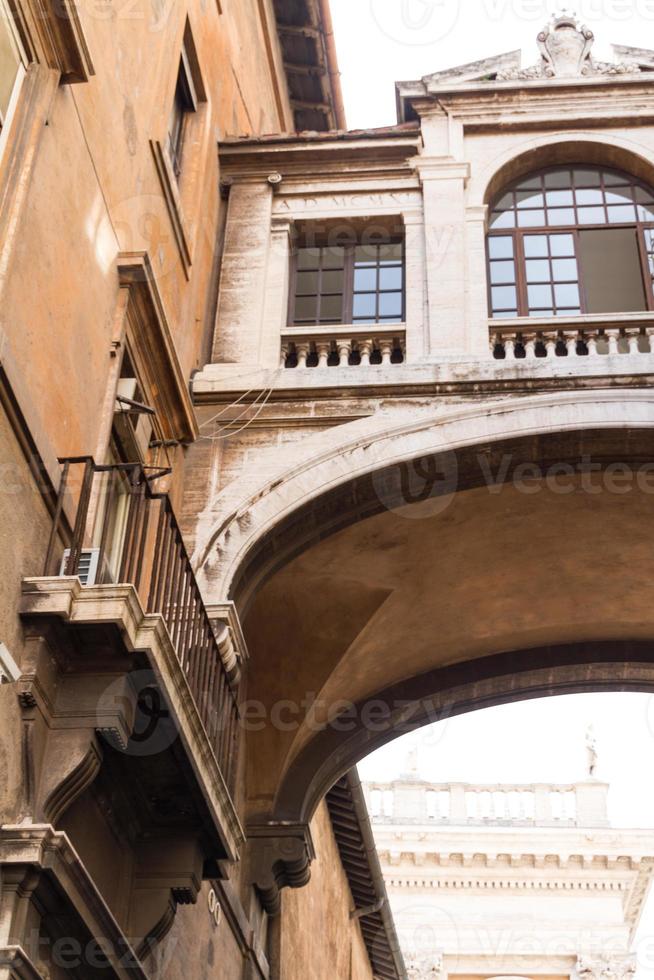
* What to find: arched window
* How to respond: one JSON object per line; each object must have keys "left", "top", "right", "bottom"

{"left": 487, "top": 166, "right": 654, "bottom": 319}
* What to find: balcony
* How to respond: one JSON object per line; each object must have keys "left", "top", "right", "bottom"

{"left": 16, "top": 458, "right": 244, "bottom": 959}
{"left": 491, "top": 312, "right": 654, "bottom": 360}
{"left": 281, "top": 324, "right": 406, "bottom": 369}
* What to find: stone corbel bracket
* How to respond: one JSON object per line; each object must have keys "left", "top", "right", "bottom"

{"left": 205, "top": 601, "right": 250, "bottom": 685}
{"left": 246, "top": 823, "right": 315, "bottom": 916}
{"left": 11, "top": 0, "right": 95, "bottom": 83}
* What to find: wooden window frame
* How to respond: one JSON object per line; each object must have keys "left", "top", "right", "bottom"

{"left": 288, "top": 239, "right": 406, "bottom": 327}
{"left": 487, "top": 165, "right": 654, "bottom": 319}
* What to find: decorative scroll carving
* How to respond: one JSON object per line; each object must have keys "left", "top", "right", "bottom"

{"left": 576, "top": 954, "right": 637, "bottom": 980}
{"left": 405, "top": 952, "right": 444, "bottom": 979}
{"left": 497, "top": 13, "right": 641, "bottom": 80}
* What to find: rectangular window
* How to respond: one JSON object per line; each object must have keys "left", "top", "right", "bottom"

{"left": 168, "top": 40, "right": 199, "bottom": 179}
{"left": 290, "top": 241, "right": 405, "bottom": 326}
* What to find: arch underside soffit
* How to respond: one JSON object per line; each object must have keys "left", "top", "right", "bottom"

{"left": 212, "top": 406, "right": 654, "bottom": 828}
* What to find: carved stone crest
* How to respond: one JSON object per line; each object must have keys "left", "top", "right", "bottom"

{"left": 498, "top": 11, "right": 640, "bottom": 80}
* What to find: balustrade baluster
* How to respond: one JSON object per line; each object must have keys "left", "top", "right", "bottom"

{"left": 296, "top": 343, "right": 309, "bottom": 368}
{"left": 606, "top": 329, "right": 620, "bottom": 355}
{"left": 317, "top": 342, "right": 330, "bottom": 368}
{"left": 337, "top": 340, "right": 351, "bottom": 367}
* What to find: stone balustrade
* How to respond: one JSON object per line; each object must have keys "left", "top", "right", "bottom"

{"left": 492, "top": 321, "right": 654, "bottom": 360}
{"left": 364, "top": 780, "right": 609, "bottom": 828}
{"left": 281, "top": 326, "right": 406, "bottom": 369}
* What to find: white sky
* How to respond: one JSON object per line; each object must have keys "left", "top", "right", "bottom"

{"left": 330, "top": 0, "right": 654, "bottom": 129}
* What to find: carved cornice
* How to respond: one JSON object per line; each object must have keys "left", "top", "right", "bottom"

{"left": 0, "top": 824, "right": 147, "bottom": 978}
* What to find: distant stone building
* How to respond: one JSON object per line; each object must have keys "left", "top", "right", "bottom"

{"left": 366, "top": 763, "right": 652, "bottom": 980}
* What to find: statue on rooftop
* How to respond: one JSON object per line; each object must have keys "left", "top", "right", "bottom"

{"left": 585, "top": 724, "right": 598, "bottom": 778}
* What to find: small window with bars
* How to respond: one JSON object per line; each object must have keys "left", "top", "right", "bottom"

{"left": 290, "top": 240, "right": 405, "bottom": 326}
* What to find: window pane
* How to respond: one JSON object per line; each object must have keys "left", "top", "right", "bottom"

{"left": 639, "top": 205, "right": 654, "bottom": 222}
{"left": 495, "top": 193, "right": 513, "bottom": 210}
{"left": 524, "top": 236, "right": 549, "bottom": 257}
{"left": 516, "top": 190, "right": 544, "bottom": 209}
{"left": 297, "top": 248, "right": 320, "bottom": 270}
{"left": 379, "top": 267, "right": 403, "bottom": 290}
{"left": 320, "top": 294, "right": 343, "bottom": 320}
{"left": 573, "top": 169, "right": 601, "bottom": 186}
{"left": 489, "top": 261, "right": 516, "bottom": 284}
{"left": 352, "top": 294, "right": 376, "bottom": 318}
{"left": 295, "top": 295, "right": 317, "bottom": 320}
{"left": 607, "top": 205, "right": 637, "bottom": 223}
{"left": 322, "top": 247, "right": 345, "bottom": 269}
{"left": 544, "top": 170, "right": 572, "bottom": 189}
{"left": 552, "top": 258, "right": 578, "bottom": 280}
{"left": 576, "top": 189, "right": 604, "bottom": 205}
{"left": 578, "top": 227, "right": 647, "bottom": 313}
{"left": 354, "top": 268, "right": 376, "bottom": 291}
{"left": 525, "top": 259, "right": 550, "bottom": 282}
{"left": 323, "top": 269, "right": 345, "bottom": 292}
{"left": 296, "top": 270, "right": 318, "bottom": 294}
{"left": 550, "top": 234, "right": 575, "bottom": 256}
{"left": 578, "top": 207, "right": 605, "bottom": 224}
{"left": 517, "top": 209, "right": 546, "bottom": 227}
{"left": 354, "top": 244, "right": 377, "bottom": 266}
{"left": 488, "top": 236, "right": 514, "bottom": 259}
{"left": 378, "top": 242, "right": 403, "bottom": 263}
{"left": 548, "top": 208, "right": 576, "bottom": 226}
{"left": 554, "top": 283, "right": 580, "bottom": 306}
{"left": 603, "top": 171, "right": 628, "bottom": 186}
{"left": 635, "top": 186, "right": 654, "bottom": 204}
{"left": 491, "top": 285, "right": 517, "bottom": 309}
{"left": 517, "top": 177, "right": 542, "bottom": 190}
{"left": 529, "top": 309, "right": 553, "bottom": 317}
{"left": 528, "top": 284, "right": 553, "bottom": 307}
{"left": 606, "top": 188, "right": 633, "bottom": 204}
{"left": 546, "top": 190, "right": 574, "bottom": 206}
{"left": 490, "top": 211, "right": 515, "bottom": 229}
{"left": 379, "top": 292, "right": 403, "bottom": 317}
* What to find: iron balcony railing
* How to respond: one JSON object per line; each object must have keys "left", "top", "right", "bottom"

{"left": 42, "top": 456, "right": 239, "bottom": 791}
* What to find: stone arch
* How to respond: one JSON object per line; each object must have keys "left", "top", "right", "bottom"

{"left": 468, "top": 132, "right": 654, "bottom": 213}
{"left": 194, "top": 389, "right": 654, "bottom": 608}
{"left": 273, "top": 646, "right": 654, "bottom": 827}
